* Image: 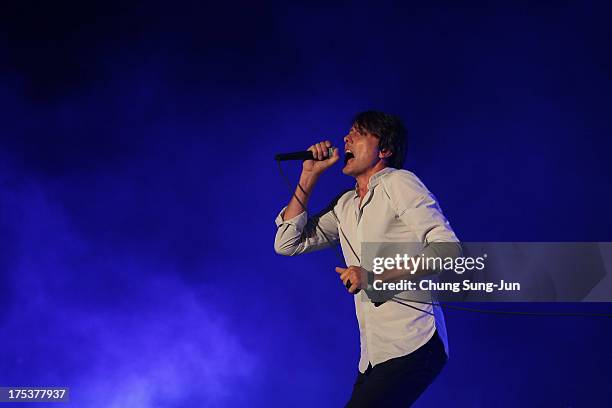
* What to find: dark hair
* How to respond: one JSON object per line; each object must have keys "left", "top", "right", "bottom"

{"left": 352, "top": 110, "right": 407, "bottom": 169}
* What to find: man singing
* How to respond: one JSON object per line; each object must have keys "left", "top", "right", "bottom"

{"left": 274, "top": 111, "right": 460, "bottom": 407}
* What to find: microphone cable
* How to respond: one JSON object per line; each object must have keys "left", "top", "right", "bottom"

{"left": 276, "top": 159, "right": 612, "bottom": 318}
{"left": 276, "top": 160, "right": 434, "bottom": 316}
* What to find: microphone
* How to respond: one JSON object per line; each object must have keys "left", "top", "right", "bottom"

{"left": 275, "top": 147, "right": 335, "bottom": 161}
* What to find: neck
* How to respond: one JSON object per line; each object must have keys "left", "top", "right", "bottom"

{"left": 355, "top": 161, "right": 388, "bottom": 198}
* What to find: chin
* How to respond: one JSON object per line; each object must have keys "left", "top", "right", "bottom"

{"left": 342, "top": 165, "right": 356, "bottom": 176}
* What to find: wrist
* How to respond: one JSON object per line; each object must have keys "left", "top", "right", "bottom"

{"left": 299, "top": 170, "right": 321, "bottom": 187}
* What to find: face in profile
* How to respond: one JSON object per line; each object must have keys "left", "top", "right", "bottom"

{"left": 342, "top": 126, "right": 386, "bottom": 176}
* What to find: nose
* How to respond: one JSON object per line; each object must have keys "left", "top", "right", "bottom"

{"left": 343, "top": 134, "right": 351, "bottom": 143}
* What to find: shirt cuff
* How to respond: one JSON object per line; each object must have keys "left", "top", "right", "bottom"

{"left": 275, "top": 206, "right": 308, "bottom": 230}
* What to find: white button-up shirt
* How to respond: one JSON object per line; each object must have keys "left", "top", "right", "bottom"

{"left": 274, "top": 167, "right": 459, "bottom": 372}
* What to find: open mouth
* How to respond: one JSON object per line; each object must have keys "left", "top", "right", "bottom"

{"left": 344, "top": 151, "right": 355, "bottom": 165}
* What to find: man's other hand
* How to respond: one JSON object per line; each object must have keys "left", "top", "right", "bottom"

{"left": 335, "top": 265, "right": 366, "bottom": 294}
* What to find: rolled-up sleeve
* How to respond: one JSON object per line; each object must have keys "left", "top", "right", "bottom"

{"left": 274, "top": 206, "right": 340, "bottom": 256}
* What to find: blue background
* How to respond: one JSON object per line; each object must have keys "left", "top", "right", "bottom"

{"left": 1, "top": 1, "right": 611, "bottom": 406}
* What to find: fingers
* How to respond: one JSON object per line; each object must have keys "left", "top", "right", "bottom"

{"left": 314, "top": 143, "right": 323, "bottom": 160}
{"left": 337, "top": 266, "right": 362, "bottom": 293}
{"left": 328, "top": 147, "right": 340, "bottom": 164}
{"left": 337, "top": 267, "right": 350, "bottom": 286}
{"left": 317, "top": 141, "right": 330, "bottom": 159}
{"left": 346, "top": 270, "right": 360, "bottom": 293}
{"left": 308, "top": 140, "right": 333, "bottom": 160}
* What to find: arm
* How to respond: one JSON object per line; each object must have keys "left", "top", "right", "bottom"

{"left": 274, "top": 140, "right": 341, "bottom": 256}
{"left": 282, "top": 170, "right": 320, "bottom": 222}
{"left": 351, "top": 172, "right": 461, "bottom": 301}
{"left": 337, "top": 172, "right": 462, "bottom": 295}
{"left": 382, "top": 171, "right": 462, "bottom": 277}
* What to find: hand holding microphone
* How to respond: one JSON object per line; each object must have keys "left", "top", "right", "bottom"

{"left": 275, "top": 140, "right": 340, "bottom": 175}
{"left": 303, "top": 141, "right": 340, "bottom": 175}
{"left": 277, "top": 140, "right": 355, "bottom": 295}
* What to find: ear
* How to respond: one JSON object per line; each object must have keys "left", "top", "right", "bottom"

{"left": 379, "top": 148, "right": 393, "bottom": 160}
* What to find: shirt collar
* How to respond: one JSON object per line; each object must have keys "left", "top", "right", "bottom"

{"left": 353, "top": 167, "right": 395, "bottom": 196}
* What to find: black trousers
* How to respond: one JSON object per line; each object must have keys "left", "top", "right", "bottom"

{"left": 345, "top": 331, "right": 447, "bottom": 408}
